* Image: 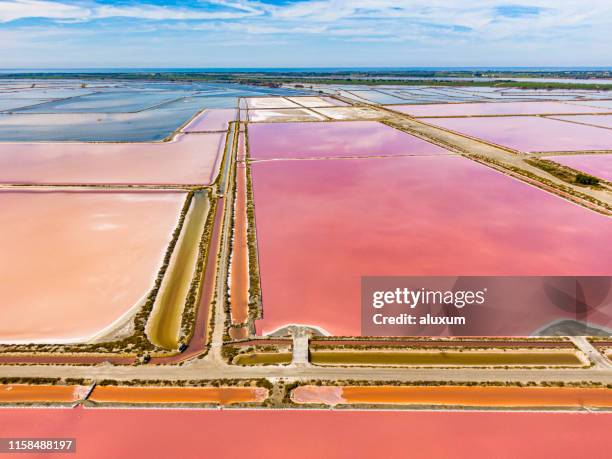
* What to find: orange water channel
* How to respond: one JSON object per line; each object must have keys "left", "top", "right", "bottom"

{"left": 230, "top": 160, "right": 250, "bottom": 325}
{"left": 292, "top": 385, "right": 612, "bottom": 408}
{"left": 89, "top": 386, "right": 268, "bottom": 405}
{"left": 0, "top": 385, "right": 89, "bottom": 403}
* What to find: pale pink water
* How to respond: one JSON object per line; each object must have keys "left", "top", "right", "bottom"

{"left": 0, "top": 133, "right": 225, "bottom": 185}
{"left": 567, "top": 100, "right": 612, "bottom": 110}
{"left": 182, "top": 109, "right": 236, "bottom": 132}
{"left": 252, "top": 156, "right": 611, "bottom": 335}
{"left": 424, "top": 116, "right": 612, "bottom": 152}
{"left": 0, "top": 408, "right": 609, "bottom": 459}
{"left": 247, "top": 97, "right": 300, "bottom": 109}
{"left": 388, "top": 101, "right": 604, "bottom": 117}
{"left": 321, "top": 96, "right": 350, "bottom": 106}
{"left": 249, "top": 121, "right": 451, "bottom": 159}
{"left": 545, "top": 154, "right": 612, "bottom": 181}
{"left": 552, "top": 115, "right": 612, "bottom": 130}
{"left": 0, "top": 190, "right": 185, "bottom": 343}
{"left": 286, "top": 96, "right": 336, "bottom": 107}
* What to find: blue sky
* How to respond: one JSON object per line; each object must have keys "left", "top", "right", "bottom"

{"left": 0, "top": 1, "right": 611, "bottom": 68}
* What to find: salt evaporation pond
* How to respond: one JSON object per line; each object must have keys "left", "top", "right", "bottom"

{"left": 16, "top": 90, "right": 192, "bottom": 113}
{"left": 424, "top": 116, "right": 612, "bottom": 152}
{"left": 0, "top": 99, "right": 54, "bottom": 111}
{"left": 551, "top": 115, "right": 612, "bottom": 129}
{"left": 0, "top": 190, "right": 186, "bottom": 343}
{"left": 292, "top": 385, "right": 612, "bottom": 408}
{"left": 0, "top": 81, "right": 307, "bottom": 141}
{"left": 286, "top": 96, "right": 348, "bottom": 107}
{"left": 567, "top": 100, "right": 612, "bottom": 110}
{"left": 0, "top": 408, "right": 610, "bottom": 459}
{"left": 247, "top": 108, "right": 325, "bottom": 123}
{"left": 247, "top": 97, "right": 301, "bottom": 109}
{"left": 182, "top": 109, "right": 236, "bottom": 132}
{"left": 544, "top": 154, "right": 612, "bottom": 182}
{"left": 251, "top": 156, "right": 611, "bottom": 336}
{"left": 249, "top": 121, "right": 451, "bottom": 160}
{"left": 345, "top": 90, "right": 411, "bottom": 104}
{"left": 0, "top": 109, "right": 199, "bottom": 142}
{"left": 388, "top": 101, "right": 604, "bottom": 117}
{"left": 0, "top": 132, "right": 225, "bottom": 185}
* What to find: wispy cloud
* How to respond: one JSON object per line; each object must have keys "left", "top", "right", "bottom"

{"left": 0, "top": 0, "right": 90, "bottom": 22}
{"left": 0, "top": 0, "right": 265, "bottom": 22}
{"left": 0, "top": 0, "right": 611, "bottom": 66}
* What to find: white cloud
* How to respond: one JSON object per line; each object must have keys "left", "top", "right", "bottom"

{"left": 93, "top": 5, "right": 261, "bottom": 21}
{"left": 0, "top": 0, "right": 265, "bottom": 23}
{"left": 0, "top": 0, "right": 611, "bottom": 66}
{"left": 1, "top": 0, "right": 611, "bottom": 35}
{"left": 0, "top": 0, "right": 90, "bottom": 22}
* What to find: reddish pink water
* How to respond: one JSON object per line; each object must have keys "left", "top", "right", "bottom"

{"left": 0, "top": 408, "right": 609, "bottom": 459}
{"left": 0, "top": 133, "right": 225, "bottom": 185}
{"left": 252, "top": 156, "right": 611, "bottom": 335}
{"left": 425, "top": 116, "right": 612, "bottom": 152}
{"left": 182, "top": 109, "right": 236, "bottom": 132}
{"left": 248, "top": 121, "right": 451, "bottom": 160}
{"left": 389, "top": 101, "right": 604, "bottom": 117}
{"left": 552, "top": 115, "right": 612, "bottom": 130}
{"left": 0, "top": 190, "right": 185, "bottom": 343}
{"left": 545, "top": 154, "right": 612, "bottom": 182}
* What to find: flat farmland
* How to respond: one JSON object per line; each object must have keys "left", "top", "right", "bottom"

{"left": 0, "top": 132, "right": 225, "bottom": 185}
{"left": 249, "top": 121, "right": 451, "bottom": 160}
{"left": 0, "top": 190, "right": 186, "bottom": 343}
{"left": 423, "top": 116, "right": 612, "bottom": 152}
{"left": 250, "top": 156, "right": 612, "bottom": 336}
{"left": 544, "top": 154, "right": 612, "bottom": 182}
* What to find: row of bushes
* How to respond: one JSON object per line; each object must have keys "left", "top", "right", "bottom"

{"left": 96, "top": 378, "right": 272, "bottom": 389}
{"left": 244, "top": 126, "right": 263, "bottom": 324}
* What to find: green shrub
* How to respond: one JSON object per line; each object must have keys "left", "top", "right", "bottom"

{"left": 575, "top": 173, "right": 599, "bottom": 186}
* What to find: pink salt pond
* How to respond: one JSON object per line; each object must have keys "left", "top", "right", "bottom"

{"left": 2, "top": 408, "right": 611, "bottom": 459}
{"left": 181, "top": 109, "right": 236, "bottom": 132}
{"left": 550, "top": 115, "right": 612, "bottom": 130}
{"left": 544, "top": 154, "right": 612, "bottom": 182}
{"left": 0, "top": 133, "right": 225, "bottom": 185}
{"left": 388, "top": 101, "right": 604, "bottom": 117}
{"left": 567, "top": 100, "right": 612, "bottom": 111}
{"left": 424, "top": 116, "right": 612, "bottom": 152}
{"left": 248, "top": 121, "right": 452, "bottom": 160}
{"left": 251, "top": 156, "right": 611, "bottom": 336}
{"left": 0, "top": 190, "right": 186, "bottom": 343}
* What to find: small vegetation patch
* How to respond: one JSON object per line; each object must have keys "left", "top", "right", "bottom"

{"left": 575, "top": 173, "right": 600, "bottom": 186}
{"left": 525, "top": 158, "right": 601, "bottom": 188}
